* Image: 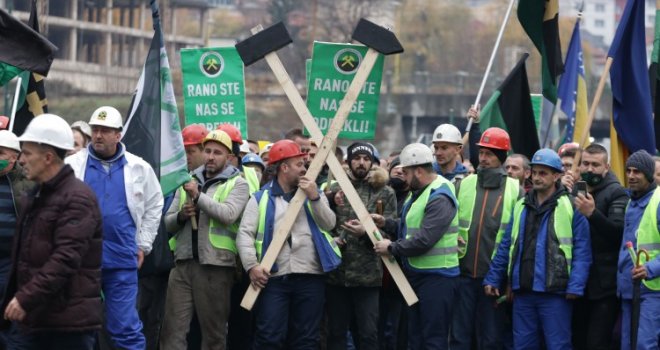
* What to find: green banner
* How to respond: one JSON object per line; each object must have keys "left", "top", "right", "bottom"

{"left": 306, "top": 42, "right": 384, "bottom": 140}
{"left": 180, "top": 47, "right": 248, "bottom": 138}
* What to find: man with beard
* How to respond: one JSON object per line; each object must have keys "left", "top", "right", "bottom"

{"left": 324, "top": 142, "right": 397, "bottom": 350}
{"left": 570, "top": 143, "right": 628, "bottom": 350}
{"left": 160, "top": 130, "right": 249, "bottom": 349}
{"left": 617, "top": 150, "right": 660, "bottom": 350}
{"left": 450, "top": 128, "right": 521, "bottom": 350}
{"left": 484, "top": 148, "right": 591, "bottom": 350}
{"left": 237, "top": 139, "right": 340, "bottom": 349}
{"left": 372, "top": 143, "right": 459, "bottom": 350}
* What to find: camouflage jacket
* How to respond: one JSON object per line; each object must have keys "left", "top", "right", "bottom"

{"left": 327, "top": 166, "right": 397, "bottom": 287}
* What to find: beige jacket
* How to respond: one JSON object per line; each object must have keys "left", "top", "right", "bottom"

{"left": 236, "top": 182, "right": 336, "bottom": 276}
{"left": 165, "top": 165, "right": 249, "bottom": 267}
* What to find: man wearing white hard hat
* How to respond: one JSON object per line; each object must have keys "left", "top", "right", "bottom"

{"left": 0, "top": 130, "right": 34, "bottom": 348}
{"left": 2, "top": 114, "right": 103, "bottom": 348}
{"left": 431, "top": 107, "right": 480, "bottom": 187}
{"left": 372, "top": 143, "right": 459, "bottom": 350}
{"left": 66, "top": 106, "right": 164, "bottom": 350}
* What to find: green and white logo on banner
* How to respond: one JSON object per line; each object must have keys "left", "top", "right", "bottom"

{"left": 306, "top": 42, "right": 384, "bottom": 140}
{"left": 180, "top": 47, "right": 248, "bottom": 139}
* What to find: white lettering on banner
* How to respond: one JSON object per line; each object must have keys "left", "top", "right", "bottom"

{"left": 314, "top": 117, "right": 370, "bottom": 133}
{"left": 220, "top": 102, "right": 235, "bottom": 115}
{"left": 312, "top": 78, "right": 377, "bottom": 94}
{"left": 196, "top": 103, "right": 218, "bottom": 116}
{"left": 203, "top": 122, "right": 242, "bottom": 130}
{"left": 218, "top": 82, "right": 241, "bottom": 95}
{"left": 187, "top": 83, "right": 218, "bottom": 97}
{"left": 319, "top": 98, "right": 365, "bottom": 114}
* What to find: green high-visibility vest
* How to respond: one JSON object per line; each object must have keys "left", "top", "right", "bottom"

{"left": 457, "top": 174, "right": 520, "bottom": 259}
{"left": 169, "top": 176, "right": 240, "bottom": 253}
{"left": 636, "top": 188, "right": 660, "bottom": 291}
{"left": 403, "top": 176, "right": 459, "bottom": 270}
{"left": 508, "top": 195, "right": 574, "bottom": 277}
{"left": 243, "top": 167, "right": 260, "bottom": 195}
{"left": 255, "top": 189, "right": 341, "bottom": 262}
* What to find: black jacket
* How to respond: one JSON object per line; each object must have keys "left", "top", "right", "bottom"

{"left": 581, "top": 172, "right": 628, "bottom": 299}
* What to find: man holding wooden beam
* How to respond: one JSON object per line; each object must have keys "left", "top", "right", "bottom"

{"left": 236, "top": 139, "right": 341, "bottom": 349}
{"left": 372, "top": 142, "right": 459, "bottom": 350}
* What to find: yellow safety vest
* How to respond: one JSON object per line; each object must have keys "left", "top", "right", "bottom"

{"left": 169, "top": 176, "right": 240, "bottom": 253}
{"left": 457, "top": 174, "right": 519, "bottom": 259}
{"left": 508, "top": 195, "right": 574, "bottom": 278}
{"left": 636, "top": 188, "right": 660, "bottom": 291}
{"left": 243, "top": 166, "right": 260, "bottom": 195}
{"left": 403, "top": 176, "right": 459, "bottom": 270}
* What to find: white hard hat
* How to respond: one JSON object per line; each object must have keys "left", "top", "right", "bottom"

{"left": 400, "top": 143, "right": 434, "bottom": 167}
{"left": 71, "top": 120, "right": 92, "bottom": 138}
{"left": 89, "top": 106, "right": 123, "bottom": 129}
{"left": 240, "top": 140, "right": 250, "bottom": 154}
{"left": 0, "top": 130, "right": 21, "bottom": 152}
{"left": 431, "top": 124, "right": 462, "bottom": 144}
{"left": 259, "top": 143, "right": 273, "bottom": 157}
{"left": 18, "top": 113, "right": 74, "bottom": 151}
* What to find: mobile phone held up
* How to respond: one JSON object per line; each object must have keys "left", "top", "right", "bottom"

{"left": 575, "top": 181, "right": 587, "bottom": 198}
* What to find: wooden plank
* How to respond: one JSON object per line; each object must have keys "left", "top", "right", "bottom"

{"left": 241, "top": 28, "right": 418, "bottom": 310}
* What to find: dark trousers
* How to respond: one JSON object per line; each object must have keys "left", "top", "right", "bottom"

{"left": 16, "top": 330, "right": 96, "bottom": 350}
{"left": 450, "top": 276, "right": 506, "bottom": 350}
{"left": 378, "top": 284, "right": 407, "bottom": 350}
{"left": 138, "top": 273, "right": 169, "bottom": 350}
{"left": 572, "top": 296, "right": 620, "bottom": 350}
{"left": 407, "top": 274, "right": 457, "bottom": 350}
{"left": 326, "top": 285, "right": 379, "bottom": 350}
{"left": 253, "top": 274, "right": 326, "bottom": 350}
{"left": 227, "top": 271, "right": 254, "bottom": 350}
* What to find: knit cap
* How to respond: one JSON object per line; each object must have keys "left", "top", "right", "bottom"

{"left": 626, "top": 150, "right": 655, "bottom": 182}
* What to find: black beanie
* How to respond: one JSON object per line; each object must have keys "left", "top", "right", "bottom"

{"left": 347, "top": 142, "right": 374, "bottom": 163}
{"left": 389, "top": 156, "right": 401, "bottom": 172}
{"left": 626, "top": 150, "right": 655, "bottom": 182}
{"left": 481, "top": 147, "right": 508, "bottom": 165}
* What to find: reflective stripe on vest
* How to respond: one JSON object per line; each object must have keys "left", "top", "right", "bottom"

{"left": 243, "top": 167, "right": 260, "bottom": 195}
{"left": 456, "top": 174, "right": 519, "bottom": 259}
{"left": 255, "top": 189, "right": 341, "bottom": 262}
{"left": 169, "top": 176, "right": 240, "bottom": 253}
{"left": 403, "top": 176, "right": 459, "bottom": 270}
{"left": 508, "top": 195, "right": 574, "bottom": 278}
{"left": 636, "top": 188, "right": 660, "bottom": 291}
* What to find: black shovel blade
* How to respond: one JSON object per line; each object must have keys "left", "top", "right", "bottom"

{"left": 235, "top": 22, "right": 292, "bottom": 66}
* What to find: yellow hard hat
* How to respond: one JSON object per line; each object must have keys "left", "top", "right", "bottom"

{"left": 203, "top": 130, "right": 232, "bottom": 152}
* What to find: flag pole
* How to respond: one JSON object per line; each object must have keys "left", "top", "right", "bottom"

{"left": 569, "top": 57, "right": 613, "bottom": 174}
{"left": 8, "top": 76, "right": 22, "bottom": 133}
{"left": 464, "top": 0, "right": 516, "bottom": 134}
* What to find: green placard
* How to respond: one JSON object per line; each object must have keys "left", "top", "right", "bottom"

{"left": 530, "top": 93, "right": 543, "bottom": 130}
{"left": 180, "top": 47, "right": 248, "bottom": 138}
{"left": 306, "top": 42, "right": 384, "bottom": 140}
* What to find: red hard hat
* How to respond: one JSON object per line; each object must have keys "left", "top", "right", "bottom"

{"left": 0, "top": 116, "right": 8, "bottom": 130}
{"left": 268, "top": 139, "right": 306, "bottom": 165}
{"left": 182, "top": 124, "right": 209, "bottom": 146}
{"left": 216, "top": 124, "right": 242, "bottom": 144}
{"left": 476, "top": 127, "right": 511, "bottom": 151}
{"left": 558, "top": 142, "right": 580, "bottom": 157}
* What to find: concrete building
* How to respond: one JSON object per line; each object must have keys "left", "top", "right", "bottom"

{"left": 3, "top": 0, "right": 217, "bottom": 94}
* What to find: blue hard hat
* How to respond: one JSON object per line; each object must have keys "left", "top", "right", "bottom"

{"left": 368, "top": 142, "right": 381, "bottom": 164}
{"left": 530, "top": 148, "right": 563, "bottom": 172}
{"left": 242, "top": 153, "right": 265, "bottom": 170}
